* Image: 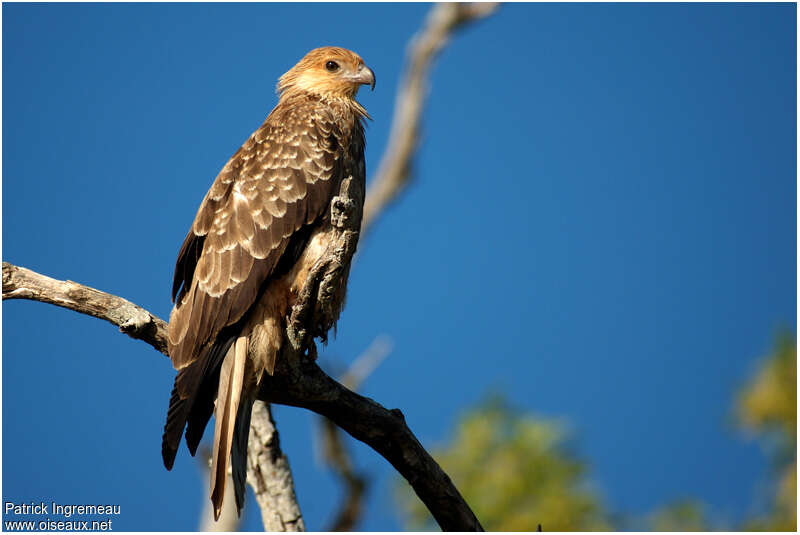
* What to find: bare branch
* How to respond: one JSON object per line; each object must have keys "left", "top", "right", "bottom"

{"left": 196, "top": 403, "right": 303, "bottom": 531}
{"left": 246, "top": 402, "right": 306, "bottom": 531}
{"left": 362, "top": 2, "right": 500, "bottom": 234}
{"left": 2, "top": 4, "right": 501, "bottom": 530}
{"left": 281, "top": 163, "right": 481, "bottom": 530}
{"left": 308, "top": 4, "right": 500, "bottom": 522}
{"left": 258, "top": 360, "right": 483, "bottom": 532}
{"left": 3, "top": 259, "right": 483, "bottom": 530}
{"left": 2, "top": 262, "right": 170, "bottom": 355}
{"left": 254, "top": 162, "right": 481, "bottom": 530}
{"left": 2, "top": 262, "right": 305, "bottom": 531}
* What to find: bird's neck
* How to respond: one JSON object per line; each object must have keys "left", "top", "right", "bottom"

{"left": 280, "top": 90, "right": 370, "bottom": 122}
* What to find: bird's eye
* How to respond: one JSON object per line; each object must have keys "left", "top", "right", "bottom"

{"left": 325, "top": 61, "right": 340, "bottom": 72}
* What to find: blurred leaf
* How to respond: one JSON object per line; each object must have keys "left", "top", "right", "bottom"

{"left": 395, "top": 334, "right": 796, "bottom": 532}
{"left": 737, "top": 332, "right": 796, "bottom": 531}
{"left": 738, "top": 331, "right": 797, "bottom": 448}
{"left": 395, "top": 396, "right": 610, "bottom": 531}
{"left": 647, "top": 500, "right": 709, "bottom": 531}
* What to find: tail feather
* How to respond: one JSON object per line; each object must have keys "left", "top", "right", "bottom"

{"left": 210, "top": 336, "right": 249, "bottom": 521}
{"left": 161, "top": 378, "right": 190, "bottom": 470}
{"left": 231, "top": 395, "right": 255, "bottom": 514}
{"left": 162, "top": 335, "right": 234, "bottom": 469}
{"left": 184, "top": 381, "right": 217, "bottom": 457}
{"left": 185, "top": 336, "right": 235, "bottom": 456}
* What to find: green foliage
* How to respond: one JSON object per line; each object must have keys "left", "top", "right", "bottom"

{"left": 395, "top": 334, "right": 796, "bottom": 532}
{"left": 737, "top": 332, "right": 796, "bottom": 531}
{"left": 646, "top": 500, "right": 709, "bottom": 531}
{"left": 738, "top": 332, "right": 797, "bottom": 451}
{"left": 396, "top": 397, "right": 610, "bottom": 531}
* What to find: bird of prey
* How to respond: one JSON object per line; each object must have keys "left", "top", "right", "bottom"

{"left": 161, "top": 47, "right": 375, "bottom": 520}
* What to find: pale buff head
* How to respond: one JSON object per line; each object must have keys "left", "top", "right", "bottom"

{"left": 277, "top": 47, "right": 375, "bottom": 100}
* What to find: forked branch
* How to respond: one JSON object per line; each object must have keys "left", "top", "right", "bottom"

{"left": 2, "top": 260, "right": 483, "bottom": 531}
{"left": 2, "top": 2, "right": 500, "bottom": 531}
{"left": 2, "top": 261, "right": 305, "bottom": 530}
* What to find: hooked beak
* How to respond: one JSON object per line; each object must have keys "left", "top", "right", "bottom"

{"left": 353, "top": 64, "right": 376, "bottom": 91}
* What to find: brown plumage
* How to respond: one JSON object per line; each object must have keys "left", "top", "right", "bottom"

{"left": 161, "top": 47, "right": 374, "bottom": 520}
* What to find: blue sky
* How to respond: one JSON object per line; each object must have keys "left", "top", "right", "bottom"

{"left": 2, "top": 2, "right": 795, "bottom": 531}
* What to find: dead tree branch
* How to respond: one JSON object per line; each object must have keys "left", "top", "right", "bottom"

{"left": 276, "top": 163, "right": 481, "bottom": 530}
{"left": 339, "top": 336, "right": 393, "bottom": 392}
{"left": 308, "top": 4, "right": 500, "bottom": 527}
{"left": 308, "top": 3, "right": 501, "bottom": 526}
{"left": 3, "top": 256, "right": 482, "bottom": 530}
{"left": 2, "top": 263, "right": 170, "bottom": 354}
{"left": 362, "top": 2, "right": 499, "bottom": 234}
{"left": 246, "top": 402, "right": 306, "bottom": 531}
{"left": 258, "top": 359, "right": 483, "bottom": 531}
{"left": 2, "top": 3, "right": 500, "bottom": 530}
{"left": 2, "top": 168, "right": 482, "bottom": 531}
{"left": 197, "top": 402, "right": 303, "bottom": 532}
{"left": 2, "top": 262, "right": 304, "bottom": 531}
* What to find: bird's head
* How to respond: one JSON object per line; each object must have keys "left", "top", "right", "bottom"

{"left": 278, "top": 47, "right": 375, "bottom": 100}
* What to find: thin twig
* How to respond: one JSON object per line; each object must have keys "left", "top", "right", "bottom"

{"left": 320, "top": 412, "right": 367, "bottom": 532}
{"left": 362, "top": 2, "right": 500, "bottom": 235}
{"left": 319, "top": 336, "right": 393, "bottom": 531}
{"left": 314, "top": 3, "right": 500, "bottom": 526}
{"left": 340, "top": 335, "right": 393, "bottom": 391}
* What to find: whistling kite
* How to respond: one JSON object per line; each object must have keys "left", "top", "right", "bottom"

{"left": 162, "top": 47, "right": 375, "bottom": 519}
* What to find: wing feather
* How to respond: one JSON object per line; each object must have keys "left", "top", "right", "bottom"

{"left": 167, "top": 100, "right": 342, "bottom": 370}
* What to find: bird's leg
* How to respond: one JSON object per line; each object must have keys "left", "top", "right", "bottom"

{"left": 287, "top": 258, "right": 328, "bottom": 357}
{"left": 287, "top": 175, "right": 362, "bottom": 367}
